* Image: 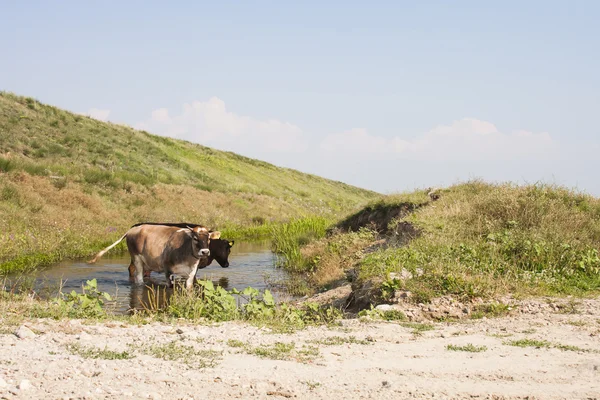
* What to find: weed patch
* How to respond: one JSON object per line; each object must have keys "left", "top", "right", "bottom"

{"left": 471, "top": 303, "right": 511, "bottom": 319}
{"left": 506, "top": 339, "right": 595, "bottom": 353}
{"left": 308, "top": 336, "right": 371, "bottom": 346}
{"left": 446, "top": 344, "right": 488, "bottom": 352}
{"left": 358, "top": 307, "right": 407, "bottom": 322}
{"left": 66, "top": 343, "right": 134, "bottom": 360}
{"left": 226, "top": 339, "right": 245, "bottom": 348}
{"left": 400, "top": 322, "right": 436, "bottom": 335}
{"left": 506, "top": 339, "right": 551, "bottom": 348}
{"left": 137, "top": 340, "right": 222, "bottom": 368}
{"left": 139, "top": 281, "right": 341, "bottom": 331}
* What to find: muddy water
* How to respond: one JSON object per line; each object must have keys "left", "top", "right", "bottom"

{"left": 19, "top": 241, "right": 287, "bottom": 314}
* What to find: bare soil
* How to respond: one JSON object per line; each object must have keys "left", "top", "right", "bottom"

{"left": 1, "top": 297, "right": 599, "bottom": 400}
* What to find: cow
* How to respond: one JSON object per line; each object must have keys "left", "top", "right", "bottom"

{"left": 128, "top": 237, "right": 235, "bottom": 279}
{"left": 89, "top": 224, "right": 220, "bottom": 289}
{"left": 123, "top": 222, "right": 234, "bottom": 279}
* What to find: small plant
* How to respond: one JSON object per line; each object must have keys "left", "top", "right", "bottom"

{"left": 554, "top": 343, "right": 590, "bottom": 352}
{"left": 358, "top": 306, "right": 406, "bottom": 322}
{"left": 227, "top": 339, "right": 245, "bottom": 348}
{"left": 249, "top": 342, "right": 295, "bottom": 360}
{"left": 400, "top": 322, "right": 435, "bottom": 335}
{"left": 55, "top": 279, "right": 112, "bottom": 318}
{"left": 446, "top": 344, "right": 488, "bottom": 352}
{"left": 308, "top": 336, "right": 371, "bottom": 346}
{"left": 471, "top": 302, "right": 510, "bottom": 319}
{"left": 242, "top": 341, "right": 320, "bottom": 363}
{"left": 301, "top": 381, "right": 321, "bottom": 390}
{"left": 232, "top": 286, "right": 276, "bottom": 320}
{"left": 505, "top": 339, "right": 593, "bottom": 352}
{"left": 521, "top": 329, "right": 536, "bottom": 334}
{"left": 557, "top": 300, "right": 581, "bottom": 315}
{"left": 505, "top": 339, "right": 552, "bottom": 349}
{"left": 488, "top": 333, "right": 513, "bottom": 338}
{"left": 67, "top": 343, "right": 134, "bottom": 360}
{"left": 381, "top": 278, "right": 402, "bottom": 300}
{"left": 138, "top": 340, "right": 222, "bottom": 369}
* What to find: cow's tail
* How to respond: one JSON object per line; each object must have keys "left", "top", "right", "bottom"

{"left": 88, "top": 233, "right": 127, "bottom": 264}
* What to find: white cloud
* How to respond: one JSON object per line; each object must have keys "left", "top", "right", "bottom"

{"left": 320, "top": 128, "right": 410, "bottom": 154}
{"left": 85, "top": 108, "right": 111, "bottom": 121}
{"left": 136, "top": 98, "right": 307, "bottom": 157}
{"left": 319, "top": 118, "right": 557, "bottom": 161}
{"left": 135, "top": 99, "right": 561, "bottom": 174}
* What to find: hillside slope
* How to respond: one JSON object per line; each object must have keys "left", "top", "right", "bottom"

{"left": 0, "top": 92, "right": 379, "bottom": 273}
{"left": 279, "top": 181, "right": 600, "bottom": 301}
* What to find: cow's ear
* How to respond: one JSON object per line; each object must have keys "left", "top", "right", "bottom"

{"left": 228, "top": 241, "right": 235, "bottom": 247}
{"left": 209, "top": 231, "right": 221, "bottom": 239}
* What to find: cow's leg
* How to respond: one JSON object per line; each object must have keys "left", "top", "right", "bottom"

{"left": 127, "top": 262, "right": 136, "bottom": 279}
{"left": 165, "top": 271, "right": 174, "bottom": 288}
{"left": 128, "top": 258, "right": 150, "bottom": 280}
{"left": 132, "top": 256, "right": 145, "bottom": 285}
{"left": 185, "top": 263, "right": 200, "bottom": 290}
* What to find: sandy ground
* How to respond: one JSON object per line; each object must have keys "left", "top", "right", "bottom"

{"left": 1, "top": 298, "right": 599, "bottom": 400}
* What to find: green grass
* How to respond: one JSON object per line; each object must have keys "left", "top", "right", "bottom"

{"left": 358, "top": 307, "right": 407, "bottom": 322}
{"left": 446, "top": 343, "right": 488, "bottom": 352}
{"left": 242, "top": 341, "right": 320, "bottom": 363}
{"left": 248, "top": 342, "right": 296, "bottom": 360}
{"left": 308, "top": 336, "right": 371, "bottom": 346}
{"left": 306, "top": 181, "right": 600, "bottom": 304}
{"left": 400, "top": 322, "right": 436, "bottom": 335}
{"left": 226, "top": 339, "right": 245, "bottom": 348}
{"left": 503, "top": 338, "right": 593, "bottom": 353}
{"left": 505, "top": 338, "right": 552, "bottom": 348}
{"left": 137, "top": 340, "right": 222, "bottom": 368}
{"left": 66, "top": 343, "right": 134, "bottom": 360}
{"left": 271, "top": 216, "right": 333, "bottom": 272}
{"left": 470, "top": 303, "right": 511, "bottom": 319}
{"left": 0, "top": 92, "right": 378, "bottom": 273}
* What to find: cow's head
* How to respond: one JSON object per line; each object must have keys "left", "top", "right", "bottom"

{"left": 187, "top": 226, "right": 214, "bottom": 258}
{"left": 208, "top": 239, "right": 235, "bottom": 268}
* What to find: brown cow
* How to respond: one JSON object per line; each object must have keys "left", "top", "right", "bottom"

{"left": 128, "top": 238, "right": 235, "bottom": 279}
{"left": 124, "top": 222, "right": 234, "bottom": 279}
{"left": 89, "top": 224, "right": 220, "bottom": 289}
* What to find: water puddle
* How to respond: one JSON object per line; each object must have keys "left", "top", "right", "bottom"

{"left": 7, "top": 241, "right": 289, "bottom": 314}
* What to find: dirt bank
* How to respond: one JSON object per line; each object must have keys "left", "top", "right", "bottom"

{"left": 1, "top": 297, "right": 599, "bottom": 399}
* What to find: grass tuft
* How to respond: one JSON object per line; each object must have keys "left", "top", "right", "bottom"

{"left": 446, "top": 343, "right": 488, "bottom": 352}
{"left": 66, "top": 343, "right": 134, "bottom": 360}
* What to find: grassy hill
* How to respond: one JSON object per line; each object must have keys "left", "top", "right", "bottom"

{"left": 0, "top": 92, "right": 379, "bottom": 273}
{"left": 276, "top": 181, "right": 600, "bottom": 300}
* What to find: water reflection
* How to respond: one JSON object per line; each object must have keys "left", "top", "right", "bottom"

{"left": 7, "top": 241, "right": 286, "bottom": 314}
{"left": 127, "top": 276, "right": 231, "bottom": 312}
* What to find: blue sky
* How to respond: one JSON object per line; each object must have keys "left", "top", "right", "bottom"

{"left": 2, "top": 1, "right": 599, "bottom": 194}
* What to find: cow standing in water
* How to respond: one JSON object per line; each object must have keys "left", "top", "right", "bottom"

{"left": 89, "top": 224, "right": 220, "bottom": 289}
{"left": 128, "top": 238, "right": 235, "bottom": 279}
{"left": 122, "top": 222, "right": 235, "bottom": 279}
